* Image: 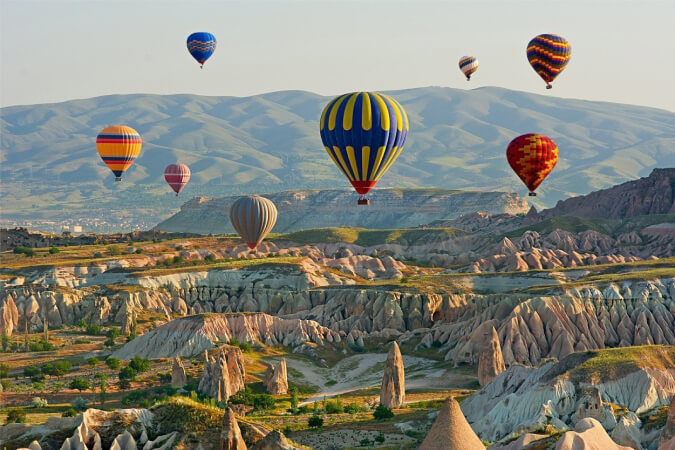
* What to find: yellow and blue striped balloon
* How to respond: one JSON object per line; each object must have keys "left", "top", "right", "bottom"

{"left": 96, "top": 125, "right": 142, "bottom": 181}
{"left": 319, "top": 92, "right": 409, "bottom": 201}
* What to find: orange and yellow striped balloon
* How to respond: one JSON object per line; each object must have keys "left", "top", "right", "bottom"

{"left": 96, "top": 125, "right": 142, "bottom": 181}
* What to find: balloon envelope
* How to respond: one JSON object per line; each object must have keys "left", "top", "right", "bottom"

{"left": 459, "top": 56, "right": 479, "bottom": 80}
{"left": 164, "top": 163, "right": 191, "bottom": 195}
{"left": 230, "top": 195, "right": 278, "bottom": 251}
{"left": 506, "top": 133, "right": 558, "bottom": 195}
{"left": 319, "top": 92, "right": 409, "bottom": 200}
{"left": 187, "top": 32, "right": 216, "bottom": 67}
{"left": 527, "top": 34, "right": 571, "bottom": 88}
{"left": 96, "top": 125, "right": 142, "bottom": 181}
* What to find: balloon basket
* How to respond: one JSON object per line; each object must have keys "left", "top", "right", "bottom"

{"left": 357, "top": 196, "right": 370, "bottom": 205}
{"left": 546, "top": 84, "right": 552, "bottom": 90}
{"left": 528, "top": 192, "right": 537, "bottom": 197}
{"left": 115, "top": 177, "right": 122, "bottom": 182}
{"left": 175, "top": 193, "right": 179, "bottom": 197}
{"left": 466, "top": 77, "right": 470, "bottom": 81}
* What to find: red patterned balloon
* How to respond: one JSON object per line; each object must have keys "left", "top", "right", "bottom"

{"left": 506, "top": 134, "right": 558, "bottom": 196}
{"left": 164, "top": 164, "right": 191, "bottom": 195}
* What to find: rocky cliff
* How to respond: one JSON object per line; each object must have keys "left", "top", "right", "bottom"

{"left": 155, "top": 188, "right": 529, "bottom": 234}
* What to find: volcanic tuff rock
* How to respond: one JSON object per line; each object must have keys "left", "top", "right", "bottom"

{"left": 264, "top": 358, "right": 288, "bottom": 395}
{"left": 419, "top": 397, "right": 485, "bottom": 450}
{"left": 171, "top": 356, "right": 187, "bottom": 388}
{"left": 110, "top": 430, "right": 137, "bottom": 450}
{"left": 477, "top": 326, "right": 505, "bottom": 387}
{"left": 538, "top": 168, "right": 675, "bottom": 221}
{"left": 661, "top": 396, "right": 675, "bottom": 449}
{"left": 462, "top": 348, "right": 675, "bottom": 443}
{"left": 156, "top": 188, "right": 529, "bottom": 234}
{"left": 248, "top": 430, "right": 298, "bottom": 450}
{"left": 112, "top": 313, "right": 340, "bottom": 359}
{"left": 198, "top": 345, "right": 246, "bottom": 402}
{"left": 380, "top": 341, "right": 405, "bottom": 409}
{"left": 220, "top": 408, "right": 247, "bottom": 450}
{"left": 554, "top": 418, "right": 632, "bottom": 450}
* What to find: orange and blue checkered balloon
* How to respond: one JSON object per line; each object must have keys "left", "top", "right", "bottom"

{"left": 506, "top": 133, "right": 558, "bottom": 196}
{"left": 319, "top": 92, "right": 409, "bottom": 199}
{"left": 527, "top": 34, "right": 571, "bottom": 89}
{"left": 96, "top": 125, "right": 142, "bottom": 181}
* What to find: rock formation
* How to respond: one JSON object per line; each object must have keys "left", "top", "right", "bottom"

{"left": 110, "top": 430, "right": 136, "bottom": 450}
{"left": 380, "top": 341, "right": 405, "bottom": 409}
{"left": 220, "top": 408, "right": 247, "bottom": 450}
{"left": 264, "top": 358, "right": 288, "bottom": 395}
{"left": 198, "top": 346, "right": 246, "bottom": 402}
{"left": 171, "top": 356, "right": 187, "bottom": 388}
{"left": 554, "top": 418, "right": 632, "bottom": 450}
{"left": 419, "top": 397, "right": 485, "bottom": 450}
{"left": 249, "top": 430, "right": 298, "bottom": 450}
{"left": 660, "top": 396, "right": 675, "bottom": 449}
{"left": 477, "top": 326, "right": 505, "bottom": 386}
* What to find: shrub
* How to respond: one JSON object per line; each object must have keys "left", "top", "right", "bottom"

{"left": 13, "top": 246, "right": 36, "bottom": 257}
{"left": 85, "top": 323, "right": 102, "bottom": 335}
{"left": 41, "top": 363, "right": 56, "bottom": 376}
{"left": 31, "top": 397, "right": 48, "bottom": 408}
{"left": 134, "top": 248, "right": 143, "bottom": 254}
{"left": 375, "top": 433, "right": 385, "bottom": 443}
{"left": 325, "top": 399, "right": 342, "bottom": 414}
{"left": 1, "top": 379, "right": 13, "bottom": 390}
{"left": 308, "top": 415, "right": 323, "bottom": 428}
{"left": 129, "top": 356, "right": 150, "bottom": 373}
{"left": 5, "top": 408, "right": 26, "bottom": 424}
{"left": 87, "top": 357, "right": 99, "bottom": 367}
{"left": 49, "top": 246, "right": 60, "bottom": 254}
{"left": 24, "top": 366, "right": 39, "bottom": 378}
{"left": 204, "top": 254, "right": 216, "bottom": 262}
{"left": 69, "top": 377, "right": 90, "bottom": 392}
{"left": 118, "top": 378, "right": 131, "bottom": 390}
{"left": 360, "top": 438, "right": 372, "bottom": 447}
{"left": 53, "top": 360, "right": 71, "bottom": 376}
{"left": 373, "top": 405, "right": 394, "bottom": 420}
{"left": 93, "top": 252, "right": 103, "bottom": 258}
{"left": 343, "top": 402, "right": 361, "bottom": 414}
{"left": 108, "top": 245, "right": 121, "bottom": 256}
{"left": 71, "top": 397, "right": 88, "bottom": 411}
{"left": 0, "top": 363, "right": 9, "bottom": 378}
{"left": 119, "top": 366, "right": 137, "bottom": 381}
{"left": 105, "top": 357, "right": 121, "bottom": 370}
{"left": 30, "top": 340, "right": 55, "bottom": 352}
{"left": 106, "top": 327, "right": 121, "bottom": 339}
{"left": 62, "top": 408, "right": 77, "bottom": 417}
{"left": 104, "top": 337, "right": 116, "bottom": 347}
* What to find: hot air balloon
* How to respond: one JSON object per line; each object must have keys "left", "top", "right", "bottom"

{"left": 459, "top": 56, "right": 479, "bottom": 81}
{"left": 506, "top": 133, "right": 558, "bottom": 196}
{"left": 319, "top": 92, "right": 409, "bottom": 205}
{"left": 96, "top": 126, "right": 142, "bottom": 181}
{"left": 187, "top": 32, "right": 216, "bottom": 68}
{"left": 164, "top": 163, "right": 191, "bottom": 196}
{"left": 230, "top": 195, "right": 278, "bottom": 252}
{"left": 527, "top": 34, "right": 571, "bottom": 89}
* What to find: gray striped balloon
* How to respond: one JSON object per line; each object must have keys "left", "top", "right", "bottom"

{"left": 229, "top": 195, "right": 278, "bottom": 251}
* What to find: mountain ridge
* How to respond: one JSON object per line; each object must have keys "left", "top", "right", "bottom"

{"left": 2, "top": 86, "right": 674, "bottom": 230}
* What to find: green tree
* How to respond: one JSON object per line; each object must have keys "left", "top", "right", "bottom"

{"left": 5, "top": 408, "right": 27, "bottom": 424}
{"left": 119, "top": 366, "right": 137, "bottom": 381}
{"left": 106, "top": 327, "right": 120, "bottom": 339}
{"left": 289, "top": 387, "right": 298, "bottom": 413}
{"left": 344, "top": 402, "right": 361, "bottom": 414}
{"left": 105, "top": 357, "right": 121, "bottom": 370}
{"left": 1, "top": 334, "right": 9, "bottom": 352}
{"left": 108, "top": 245, "right": 121, "bottom": 256}
{"left": 95, "top": 373, "right": 108, "bottom": 405}
{"left": 373, "top": 405, "right": 394, "bottom": 420}
{"left": 87, "top": 357, "right": 99, "bottom": 368}
{"left": 23, "top": 366, "right": 39, "bottom": 378}
{"left": 308, "top": 415, "right": 323, "bottom": 428}
{"left": 0, "top": 363, "right": 9, "bottom": 378}
{"left": 49, "top": 246, "right": 60, "bottom": 254}
{"left": 69, "top": 377, "right": 90, "bottom": 392}
{"left": 129, "top": 356, "right": 150, "bottom": 373}
{"left": 375, "top": 433, "right": 385, "bottom": 443}
{"left": 53, "top": 360, "right": 71, "bottom": 377}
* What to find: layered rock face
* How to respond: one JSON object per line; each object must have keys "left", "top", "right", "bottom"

{"left": 554, "top": 418, "right": 632, "bottom": 450}
{"left": 198, "top": 346, "right": 246, "bottom": 402}
{"left": 419, "top": 397, "right": 485, "bottom": 450}
{"left": 156, "top": 189, "right": 529, "bottom": 234}
{"left": 220, "top": 408, "right": 247, "bottom": 450}
{"left": 171, "top": 357, "right": 187, "bottom": 388}
{"left": 538, "top": 168, "right": 675, "bottom": 220}
{"left": 264, "top": 358, "right": 288, "bottom": 395}
{"left": 380, "top": 342, "right": 405, "bottom": 409}
{"left": 249, "top": 430, "right": 298, "bottom": 450}
{"left": 477, "top": 327, "right": 505, "bottom": 387}
{"left": 462, "top": 350, "right": 675, "bottom": 444}
{"left": 660, "top": 396, "right": 675, "bottom": 449}
{"left": 112, "top": 313, "right": 340, "bottom": 359}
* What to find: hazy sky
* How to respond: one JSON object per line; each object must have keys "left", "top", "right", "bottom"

{"left": 1, "top": 0, "right": 674, "bottom": 111}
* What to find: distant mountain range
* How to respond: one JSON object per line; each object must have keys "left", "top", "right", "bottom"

{"left": 2, "top": 87, "right": 674, "bottom": 229}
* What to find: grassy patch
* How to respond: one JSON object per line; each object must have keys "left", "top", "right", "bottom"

{"left": 276, "top": 227, "right": 466, "bottom": 246}
{"left": 130, "top": 256, "right": 303, "bottom": 277}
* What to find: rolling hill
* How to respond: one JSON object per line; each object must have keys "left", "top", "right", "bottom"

{"left": 2, "top": 86, "right": 674, "bottom": 229}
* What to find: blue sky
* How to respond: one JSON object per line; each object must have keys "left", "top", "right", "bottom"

{"left": 1, "top": 0, "right": 674, "bottom": 111}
